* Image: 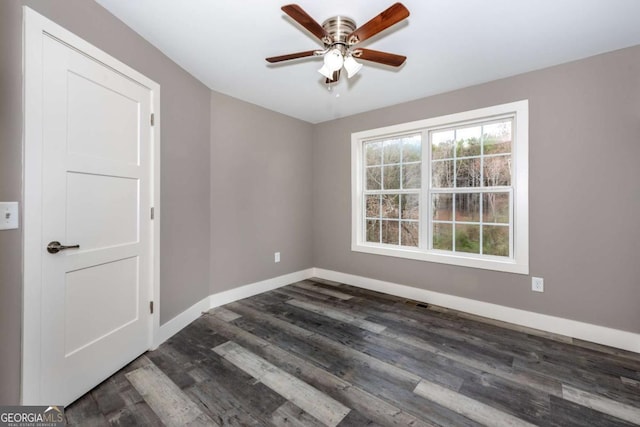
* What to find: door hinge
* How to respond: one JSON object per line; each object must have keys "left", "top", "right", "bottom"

{"left": 150, "top": 301, "right": 154, "bottom": 314}
{"left": 150, "top": 113, "right": 155, "bottom": 126}
{"left": 150, "top": 207, "right": 155, "bottom": 220}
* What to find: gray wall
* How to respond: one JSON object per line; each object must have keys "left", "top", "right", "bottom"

{"left": 0, "top": 0, "right": 211, "bottom": 404}
{"left": 210, "top": 92, "right": 314, "bottom": 292}
{"left": 313, "top": 45, "right": 640, "bottom": 334}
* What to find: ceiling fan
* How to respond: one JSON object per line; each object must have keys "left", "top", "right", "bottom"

{"left": 266, "top": 3, "right": 410, "bottom": 84}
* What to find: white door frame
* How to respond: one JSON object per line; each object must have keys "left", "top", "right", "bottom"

{"left": 22, "top": 7, "right": 161, "bottom": 404}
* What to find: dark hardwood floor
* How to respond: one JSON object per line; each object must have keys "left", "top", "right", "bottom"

{"left": 65, "top": 279, "right": 640, "bottom": 426}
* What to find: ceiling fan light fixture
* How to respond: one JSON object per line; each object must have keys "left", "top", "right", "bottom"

{"left": 318, "top": 64, "right": 334, "bottom": 79}
{"left": 325, "top": 48, "right": 344, "bottom": 68}
{"left": 343, "top": 54, "right": 363, "bottom": 78}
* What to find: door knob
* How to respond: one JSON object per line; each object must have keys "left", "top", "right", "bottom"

{"left": 47, "top": 241, "right": 80, "bottom": 254}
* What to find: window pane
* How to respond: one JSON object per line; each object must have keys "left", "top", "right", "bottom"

{"left": 483, "top": 225, "right": 509, "bottom": 256}
{"left": 456, "top": 158, "right": 481, "bottom": 187}
{"left": 456, "top": 126, "right": 481, "bottom": 157}
{"left": 383, "top": 139, "right": 401, "bottom": 164}
{"left": 483, "top": 192, "right": 509, "bottom": 223}
{"left": 365, "top": 141, "right": 382, "bottom": 165}
{"left": 483, "top": 121, "right": 512, "bottom": 155}
{"left": 366, "top": 220, "right": 380, "bottom": 243}
{"left": 483, "top": 155, "right": 511, "bottom": 186}
{"left": 381, "top": 220, "right": 399, "bottom": 245}
{"left": 432, "top": 193, "right": 453, "bottom": 221}
{"left": 366, "top": 167, "right": 382, "bottom": 190}
{"left": 432, "top": 160, "right": 454, "bottom": 188}
{"left": 383, "top": 165, "right": 401, "bottom": 189}
{"left": 402, "top": 163, "right": 421, "bottom": 189}
{"left": 401, "top": 194, "right": 419, "bottom": 220}
{"left": 381, "top": 194, "right": 399, "bottom": 219}
{"left": 402, "top": 135, "right": 422, "bottom": 162}
{"left": 456, "top": 224, "right": 480, "bottom": 254}
{"left": 431, "top": 130, "right": 454, "bottom": 160}
{"left": 455, "top": 193, "right": 480, "bottom": 222}
{"left": 366, "top": 195, "right": 380, "bottom": 218}
{"left": 433, "top": 223, "right": 453, "bottom": 250}
{"left": 401, "top": 222, "right": 419, "bottom": 247}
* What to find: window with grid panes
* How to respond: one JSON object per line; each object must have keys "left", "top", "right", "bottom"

{"left": 430, "top": 120, "right": 512, "bottom": 257}
{"left": 351, "top": 101, "right": 529, "bottom": 274}
{"left": 363, "top": 134, "right": 421, "bottom": 247}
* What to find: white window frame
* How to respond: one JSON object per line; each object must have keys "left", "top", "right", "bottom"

{"left": 351, "top": 100, "right": 529, "bottom": 274}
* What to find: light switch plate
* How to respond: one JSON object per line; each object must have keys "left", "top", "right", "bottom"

{"left": 0, "top": 202, "right": 19, "bottom": 230}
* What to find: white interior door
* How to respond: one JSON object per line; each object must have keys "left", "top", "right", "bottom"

{"left": 34, "top": 30, "right": 156, "bottom": 405}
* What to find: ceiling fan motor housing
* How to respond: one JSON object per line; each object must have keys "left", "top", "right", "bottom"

{"left": 322, "top": 16, "right": 356, "bottom": 48}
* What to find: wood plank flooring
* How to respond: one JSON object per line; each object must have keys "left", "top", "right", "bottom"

{"left": 65, "top": 279, "right": 640, "bottom": 426}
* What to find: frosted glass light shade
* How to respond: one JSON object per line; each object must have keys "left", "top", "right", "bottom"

{"left": 318, "top": 48, "right": 343, "bottom": 78}
{"left": 318, "top": 64, "right": 334, "bottom": 79}
{"left": 344, "top": 55, "right": 363, "bottom": 78}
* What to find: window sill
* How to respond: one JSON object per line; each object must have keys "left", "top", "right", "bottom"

{"left": 351, "top": 243, "right": 529, "bottom": 275}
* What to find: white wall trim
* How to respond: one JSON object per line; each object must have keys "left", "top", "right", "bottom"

{"left": 149, "top": 60, "right": 162, "bottom": 358}
{"left": 154, "top": 295, "right": 211, "bottom": 348}
{"left": 312, "top": 268, "right": 640, "bottom": 354}
{"left": 155, "top": 268, "right": 314, "bottom": 347}
{"left": 208, "top": 269, "right": 314, "bottom": 309}
{"left": 155, "top": 266, "right": 639, "bottom": 354}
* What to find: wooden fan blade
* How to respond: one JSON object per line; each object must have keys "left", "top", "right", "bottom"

{"left": 282, "top": 4, "right": 329, "bottom": 42}
{"left": 347, "top": 3, "right": 410, "bottom": 45}
{"left": 353, "top": 48, "right": 406, "bottom": 67}
{"left": 266, "top": 50, "right": 318, "bottom": 63}
{"left": 325, "top": 69, "right": 341, "bottom": 84}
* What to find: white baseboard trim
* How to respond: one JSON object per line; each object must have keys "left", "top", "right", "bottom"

{"left": 155, "top": 295, "right": 210, "bottom": 347}
{"left": 209, "top": 268, "right": 314, "bottom": 309}
{"left": 155, "top": 267, "right": 639, "bottom": 354}
{"left": 312, "top": 268, "right": 640, "bottom": 354}
{"left": 155, "top": 268, "right": 314, "bottom": 347}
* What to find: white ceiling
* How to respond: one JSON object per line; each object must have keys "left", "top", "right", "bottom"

{"left": 95, "top": 0, "right": 640, "bottom": 123}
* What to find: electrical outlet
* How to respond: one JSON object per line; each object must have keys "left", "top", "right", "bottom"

{"left": 274, "top": 252, "right": 280, "bottom": 263}
{"left": 532, "top": 277, "right": 544, "bottom": 293}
